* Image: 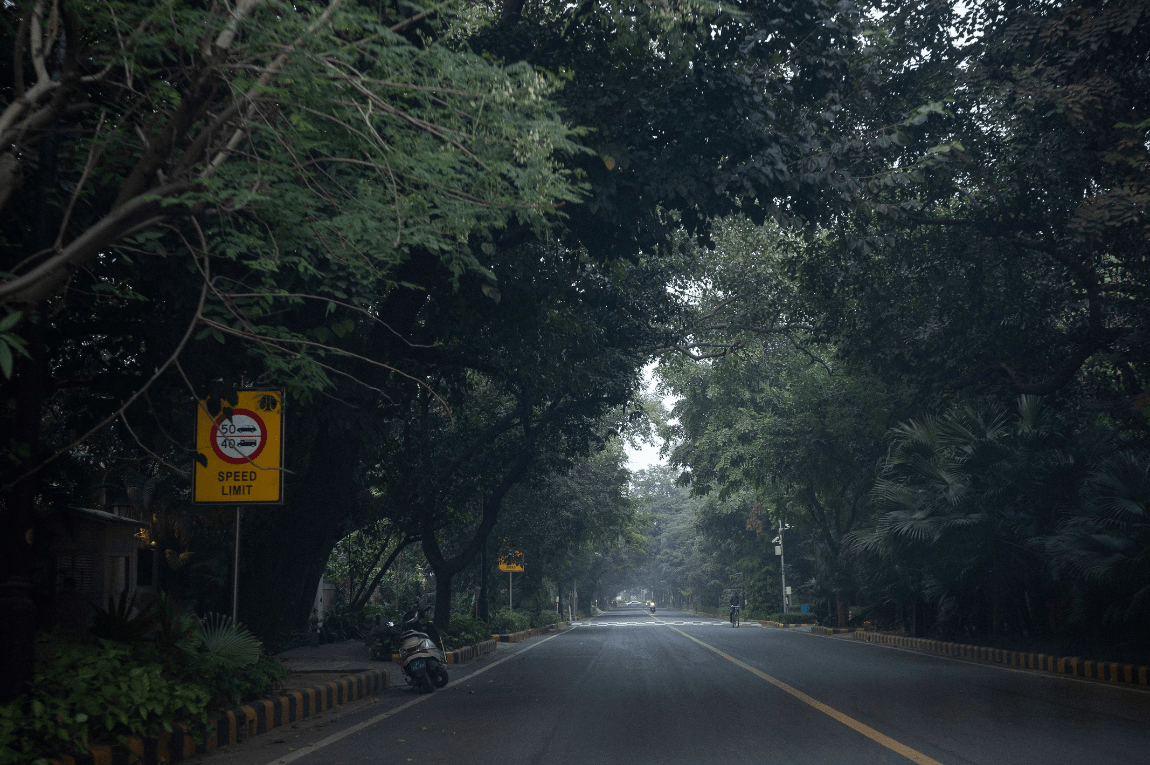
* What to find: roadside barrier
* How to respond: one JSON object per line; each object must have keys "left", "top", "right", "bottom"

{"left": 445, "top": 638, "right": 498, "bottom": 663}
{"left": 493, "top": 621, "right": 569, "bottom": 643}
{"left": 48, "top": 670, "right": 389, "bottom": 765}
{"left": 811, "top": 625, "right": 861, "bottom": 635}
{"left": 848, "top": 630, "right": 1150, "bottom": 687}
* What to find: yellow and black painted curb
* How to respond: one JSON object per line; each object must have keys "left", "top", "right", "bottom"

{"left": 848, "top": 631, "right": 1150, "bottom": 688}
{"left": 444, "top": 637, "right": 498, "bottom": 663}
{"left": 388, "top": 626, "right": 565, "bottom": 663}
{"left": 811, "top": 625, "right": 860, "bottom": 635}
{"left": 48, "top": 670, "right": 389, "bottom": 765}
{"left": 493, "top": 621, "right": 569, "bottom": 643}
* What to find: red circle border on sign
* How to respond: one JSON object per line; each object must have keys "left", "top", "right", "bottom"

{"left": 210, "top": 408, "right": 268, "bottom": 465}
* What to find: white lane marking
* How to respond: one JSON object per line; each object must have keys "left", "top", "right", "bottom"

{"left": 266, "top": 630, "right": 566, "bottom": 764}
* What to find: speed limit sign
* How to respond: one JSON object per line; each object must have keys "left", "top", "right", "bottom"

{"left": 194, "top": 390, "right": 284, "bottom": 503}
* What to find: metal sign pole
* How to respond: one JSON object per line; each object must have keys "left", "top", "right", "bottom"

{"left": 509, "top": 571, "right": 513, "bottom": 610}
{"left": 232, "top": 507, "right": 241, "bottom": 622}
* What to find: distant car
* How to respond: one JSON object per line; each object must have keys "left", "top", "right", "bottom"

{"left": 628, "top": 600, "right": 639, "bottom": 605}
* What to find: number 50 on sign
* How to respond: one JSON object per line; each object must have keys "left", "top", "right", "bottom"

{"left": 193, "top": 390, "right": 284, "bottom": 504}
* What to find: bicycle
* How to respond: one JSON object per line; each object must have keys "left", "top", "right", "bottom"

{"left": 729, "top": 605, "right": 740, "bottom": 627}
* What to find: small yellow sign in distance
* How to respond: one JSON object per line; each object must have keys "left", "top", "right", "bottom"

{"left": 498, "top": 550, "right": 524, "bottom": 572}
{"left": 193, "top": 390, "right": 284, "bottom": 504}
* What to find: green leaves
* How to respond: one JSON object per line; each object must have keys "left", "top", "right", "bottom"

{"left": 195, "top": 614, "right": 262, "bottom": 669}
{"left": 0, "top": 309, "right": 30, "bottom": 379}
{"left": 1, "top": 639, "right": 211, "bottom": 761}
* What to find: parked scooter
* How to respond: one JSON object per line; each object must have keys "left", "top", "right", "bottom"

{"left": 398, "top": 609, "right": 449, "bottom": 693}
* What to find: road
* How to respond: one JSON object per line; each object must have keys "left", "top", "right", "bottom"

{"left": 205, "top": 606, "right": 1150, "bottom": 765}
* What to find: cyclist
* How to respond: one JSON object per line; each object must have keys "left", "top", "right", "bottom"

{"left": 729, "top": 591, "right": 741, "bottom": 627}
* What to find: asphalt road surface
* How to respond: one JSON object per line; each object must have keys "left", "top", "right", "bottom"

{"left": 214, "top": 607, "right": 1150, "bottom": 765}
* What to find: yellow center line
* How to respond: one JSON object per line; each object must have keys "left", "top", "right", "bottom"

{"left": 669, "top": 626, "right": 946, "bottom": 765}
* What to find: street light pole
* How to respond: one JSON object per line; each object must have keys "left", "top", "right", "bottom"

{"left": 780, "top": 519, "right": 787, "bottom": 613}
{"left": 776, "top": 518, "right": 787, "bottom": 614}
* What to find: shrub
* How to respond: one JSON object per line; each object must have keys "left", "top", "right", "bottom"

{"left": 529, "top": 610, "right": 562, "bottom": 627}
{"left": 444, "top": 615, "right": 492, "bottom": 649}
{"left": 761, "top": 612, "right": 819, "bottom": 624}
{"left": 0, "top": 639, "right": 210, "bottom": 764}
{"left": 368, "top": 624, "right": 402, "bottom": 661}
{"left": 153, "top": 612, "right": 284, "bottom": 712}
{"left": 488, "top": 608, "right": 530, "bottom": 634}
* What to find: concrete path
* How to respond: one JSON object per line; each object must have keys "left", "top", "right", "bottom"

{"left": 277, "top": 639, "right": 377, "bottom": 673}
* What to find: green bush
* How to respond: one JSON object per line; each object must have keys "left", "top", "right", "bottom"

{"left": 0, "top": 640, "right": 210, "bottom": 764}
{"left": 368, "top": 625, "right": 402, "bottom": 660}
{"left": 153, "top": 612, "right": 284, "bottom": 712}
{"left": 488, "top": 608, "right": 530, "bottom": 634}
{"left": 529, "top": 610, "right": 562, "bottom": 627}
{"left": 177, "top": 649, "right": 286, "bottom": 712}
{"left": 444, "top": 615, "right": 492, "bottom": 650}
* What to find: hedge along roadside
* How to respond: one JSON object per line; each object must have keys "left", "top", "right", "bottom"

{"left": 46, "top": 670, "right": 389, "bottom": 765}
{"left": 846, "top": 631, "right": 1150, "bottom": 688}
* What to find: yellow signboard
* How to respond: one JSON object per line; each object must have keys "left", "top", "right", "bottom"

{"left": 193, "top": 390, "right": 284, "bottom": 504}
{"left": 498, "top": 550, "right": 524, "bottom": 572}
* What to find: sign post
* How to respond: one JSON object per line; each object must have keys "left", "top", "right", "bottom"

{"left": 194, "top": 390, "right": 284, "bottom": 623}
{"left": 232, "top": 510, "right": 241, "bottom": 621}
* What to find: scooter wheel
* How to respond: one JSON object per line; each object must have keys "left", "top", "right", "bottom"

{"left": 432, "top": 665, "right": 449, "bottom": 688}
{"left": 418, "top": 671, "right": 434, "bottom": 693}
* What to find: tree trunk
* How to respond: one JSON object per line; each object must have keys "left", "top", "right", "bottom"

{"left": 238, "top": 419, "right": 364, "bottom": 641}
{"left": 349, "top": 536, "right": 414, "bottom": 613}
{"left": 433, "top": 568, "right": 453, "bottom": 629}
{"left": 834, "top": 589, "right": 849, "bottom": 628}
{"left": 478, "top": 539, "right": 490, "bottom": 622}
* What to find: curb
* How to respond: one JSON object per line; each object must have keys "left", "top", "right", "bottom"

{"left": 49, "top": 670, "right": 389, "bottom": 765}
{"left": 849, "top": 631, "right": 1150, "bottom": 687}
{"left": 493, "top": 621, "right": 569, "bottom": 643}
{"left": 811, "top": 625, "right": 863, "bottom": 635}
{"left": 444, "top": 638, "right": 498, "bottom": 663}
{"left": 389, "top": 624, "right": 568, "bottom": 663}
{"left": 390, "top": 637, "right": 500, "bottom": 664}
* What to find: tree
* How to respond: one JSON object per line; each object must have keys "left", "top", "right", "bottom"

{"left": 493, "top": 439, "right": 640, "bottom": 616}
{"left": 798, "top": 0, "right": 1150, "bottom": 414}
{"left": 0, "top": 0, "right": 586, "bottom": 699}
{"left": 353, "top": 238, "right": 666, "bottom": 629}
{"left": 849, "top": 396, "right": 1089, "bottom": 638}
